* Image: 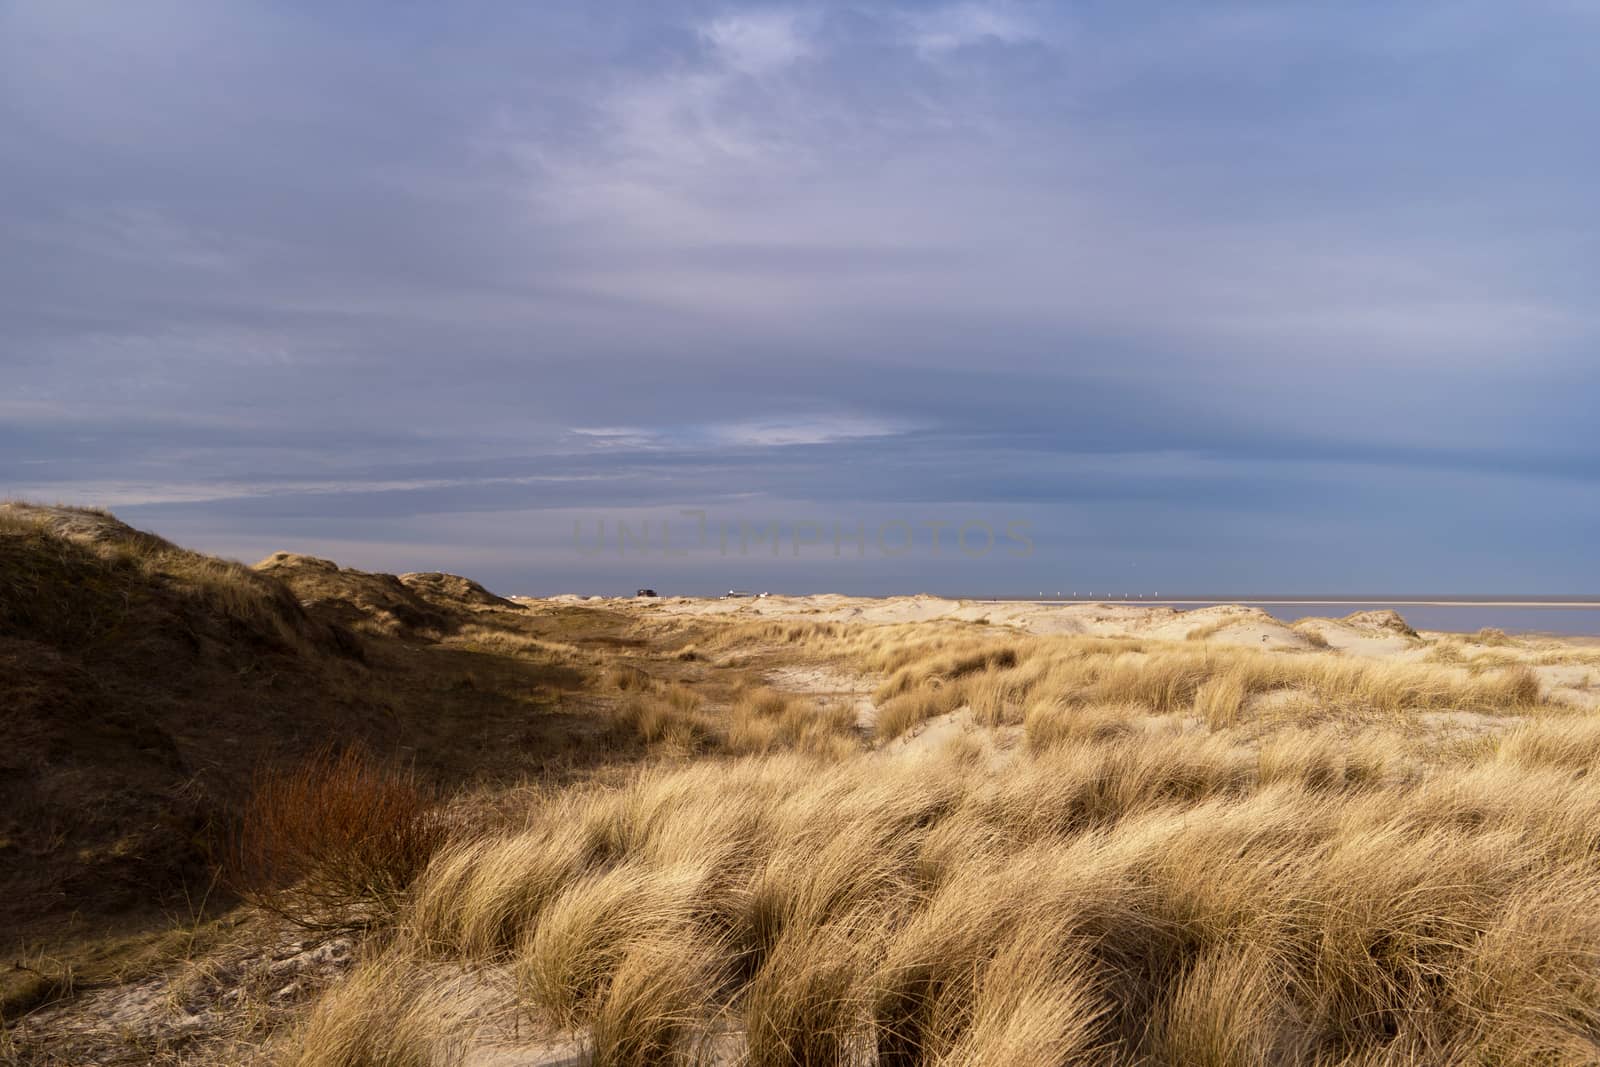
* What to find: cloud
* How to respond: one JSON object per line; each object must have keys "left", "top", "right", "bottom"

{"left": 3, "top": 2, "right": 1598, "bottom": 592}
{"left": 701, "top": 415, "right": 914, "bottom": 448}
{"left": 702, "top": 9, "right": 812, "bottom": 74}
{"left": 572, "top": 415, "right": 913, "bottom": 450}
{"left": 569, "top": 426, "right": 660, "bottom": 448}
{"left": 905, "top": 2, "right": 1042, "bottom": 56}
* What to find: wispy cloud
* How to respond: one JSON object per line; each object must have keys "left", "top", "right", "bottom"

{"left": 568, "top": 426, "right": 661, "bottom": 449}
{"left": 571, "top": 416, "right": 914, "bottom": 450}
{"left": 702, "top": 415, "right": 915, "bottom": 448}
{"left": 904, "top": 2, "right": 1043, "bottom": 56}
{"left": 702, "top": 9, "right": 813, "bottom": 75}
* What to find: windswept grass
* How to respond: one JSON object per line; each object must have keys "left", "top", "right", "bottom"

{"left": 727, "top": 686, "right": 860, "bottom": 758}
{"left": 291, "top": 702, "right": 1600, "bottom": 1064}
{"left": 1292, "top": 621, "right": 1331, "bottom": 648}
{"left": 608, "top": 687, "right": 717, "bottom": 754}
{"left": 861, "top": 634, "right": 1546, "bottom": 740}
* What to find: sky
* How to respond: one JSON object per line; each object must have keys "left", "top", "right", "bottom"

{"left": 2, "top": 1, "right": 1597, "bottom": 596}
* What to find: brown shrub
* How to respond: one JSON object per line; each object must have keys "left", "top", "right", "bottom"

{"left": 226, "top": 746, "right": 448, "bottom": 932}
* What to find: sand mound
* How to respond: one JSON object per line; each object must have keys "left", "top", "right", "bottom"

{"left": 255, "top": 556, "right": 523, "bottom": 637}
{"left": 1279, "top": 609, "right": 1422, "bottom": 657}
{"left": 399, "top": 571, "right": 518, "bottom": 611}
{"left": 255, "top": 552, "right": 452, "bottom": 637}
{"left": 1343, "top": 608, "right": 1420, "bottom": 638}
{"left": 0, "top": 501, "right": 166, "bottom": 549}
{"left": 632, "top": 594, "right": 1320, "bottom": 648}
{"left": 1140, "top": 604, "right": 1313, "bottom": 649}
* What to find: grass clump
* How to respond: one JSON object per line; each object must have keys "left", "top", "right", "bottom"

{"left": 860, "top": 635, "right": 1549, "bottom": 727}
{"left": 226, "top": 746, "right": 448, "bottom": 932}
{"left": 1193, "top": 669, "right": 1247, "bottom": 728}
{"left": 320, "top": 704, "right": 1600, "bottom": 1063}
{"left": 1292, "top": 622, "right": 1331, "bottom": 648}
{"left": 608, "top": 687, "right": 717, "bottom": 753}
{"left": 729, "top": 687, "right": 861, "bottom": 757}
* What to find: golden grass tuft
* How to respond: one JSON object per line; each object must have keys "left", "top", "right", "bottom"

{"left": 1192, "top": 669, "right": 1247, "bottom": 728}
{"left": 1185, "top": 619, "right": 1229, "bottom": 641}
{"left": 728, "top": 687, "right": 861, "bottom": 757}
{"left": 874, "top": 686, "right": 958, "bottom": 741}
{"left": 298, "top": 698, "right": 1600, "bottom": 1064}
{"left": 858, "top": 634, "right": 1549, "bottom": 729}
{"left": 285, "top": 956, "right": 477, "bottom": 1067}
{"left": 1023, "top": 700, "right": 1139, "bottom": 748}
{"left": 589, "top": 935, "right": 720, "bottom": 1066}
{"left": 606, "top": 663, "right": 655, "bottom": 691}
{"left": 1292, "top": 621, "right": 1331, "bottom": 648}
{"left": 609, "top": 688, "right": 717, "bottom": 753}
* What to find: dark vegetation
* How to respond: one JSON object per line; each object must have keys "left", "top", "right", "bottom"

{"left": 0, "top": 503, "right": 630, "bottom": 1023}
{"left": 225, "top": 746, "right": 448, "bottom": 935}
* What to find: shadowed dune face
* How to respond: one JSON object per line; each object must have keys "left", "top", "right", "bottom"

{"left": 0, "top": 505, "right": 605, "bottom": 1007}
{"left": 1, "top": 504, "right": 367, "bottom": 943}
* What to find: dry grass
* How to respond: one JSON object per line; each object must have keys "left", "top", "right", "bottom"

{"left": 605, "top": 663, "right": 656, "bottom": 691}
{"left": 844, "top": 630, "right": 1547, "bottom": 744}
{"left": 70, "top": 597, "right": 1600, "bottom": 1061}
{"left": 1185, "top": 619, "right": 1229, "bottom": 641}
{"left": 859, "top": 634, "right": 1546, "bottom": 725}
{"left": 287, "top": 713, "right": 1600, "bottom": 1063}
{"left": 875, "top": 687, "right": 956, "bottom": 740}
{"left": 0, "top": 502, "right": 349, "bottom": 658}
{"left": 608, "top": 689, "right": 717, "bottom": 754}
{"left": 727, "top": 687, "right": 860, "bottom": 758}
{"left": 1292, "top": 621, "right": 1331, "bottom": 648}
{"left": 447, "top": 624, "right": 590, "bottom": 663}
{"left": 1192, "top": 668, "right": 1247, "bottom": 728}
{"left": 1022, "top": 700, "right": 1139, "bottom": 748}
{"left": 284, "top": 958, "right": 478, "bottom": 1067}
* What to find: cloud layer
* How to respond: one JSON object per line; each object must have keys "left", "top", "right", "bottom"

{"left": 2, "top": 1, "right": 1596, "bottom": 593}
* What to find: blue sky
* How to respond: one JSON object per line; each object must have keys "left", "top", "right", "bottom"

{"left": 2, "top": 1, "right": 1596, "bottom": 594}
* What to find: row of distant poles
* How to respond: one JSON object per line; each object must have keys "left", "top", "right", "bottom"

{"left": 1042, "top": 592, "right": 1161, "bottom": 599}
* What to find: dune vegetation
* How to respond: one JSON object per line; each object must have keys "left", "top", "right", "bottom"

{"left": 280, "top": 632, "right": 1600, "bottom": 1067}
{"left": 253, "top": 619, "right": 1600, "bottom": 1064}
{"left": 8, "top": 504, "right": 1600, "bottom": 1064}
{"left": 296, "top": 730, "right": 1600, "bottom": 1066}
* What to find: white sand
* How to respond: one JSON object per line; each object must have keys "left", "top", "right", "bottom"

{"left": 594, "top": 593, "right": 1443, "bottom": 652}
